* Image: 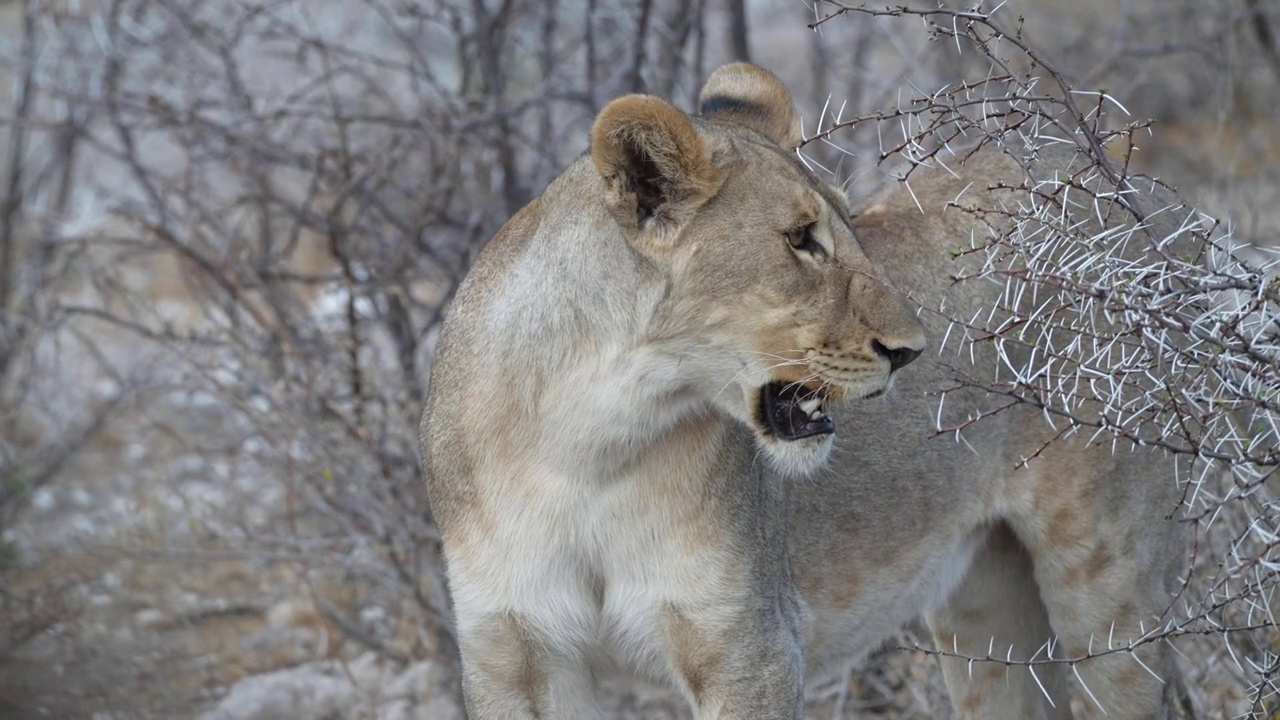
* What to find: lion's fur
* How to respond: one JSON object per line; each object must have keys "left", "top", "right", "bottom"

{"left": 422, "top": 64, "right": 1187, "bottom": 719}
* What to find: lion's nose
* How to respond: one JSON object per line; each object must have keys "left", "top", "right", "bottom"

{"left": 871, "top": 339, "right": 921, "bottom": 373}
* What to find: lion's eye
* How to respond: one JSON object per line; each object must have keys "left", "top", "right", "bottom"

{"left": 786, "top": 224, "right": 827, "bottom": 257}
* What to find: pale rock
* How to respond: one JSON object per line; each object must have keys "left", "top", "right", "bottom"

{"left": 200, "top": 663, "right": 356, "bottom": 720}
{"left": 31, "top": 486, "right": 57, "bottom": 512}
{"left": 135, "top": 608, "right": 167, "bottom": 629}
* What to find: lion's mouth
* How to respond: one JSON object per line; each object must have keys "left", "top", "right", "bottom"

{"left": 759, "top": 382, "right": 834, "bottom": 441}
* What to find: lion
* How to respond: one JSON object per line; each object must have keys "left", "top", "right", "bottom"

{"left": 421, "top": 63, "right": 1188, "bottom": 719}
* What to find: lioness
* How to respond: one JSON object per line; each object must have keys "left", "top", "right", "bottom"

{"left": 422, "top": 64, "right": 1186, "bottom": 719}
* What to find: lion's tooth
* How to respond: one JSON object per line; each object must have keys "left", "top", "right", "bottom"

{"left": 798, "top": 398, "right": 822, "bottom": 417}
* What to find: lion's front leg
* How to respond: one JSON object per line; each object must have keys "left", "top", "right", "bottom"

{"left": 653, "top": 601, "right": 805, "bottom": 720}
{"left": 444, "top": 531, "right": 602, "bottom": 720}
{"left": 693, "top": 641, "right": 805, "bottom": 720}
{"left": 453, "top": 607, "right": 598, "bottom": 720}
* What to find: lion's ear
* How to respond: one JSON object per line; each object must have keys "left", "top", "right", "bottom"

{"left": 698, "top": 63, "right": 801, "bottom": 147}
{"left": 591, "top": 95, "right": 723, "bottom": 237}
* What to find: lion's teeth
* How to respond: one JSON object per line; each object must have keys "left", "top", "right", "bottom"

{"left": 798, "top": 398, "right": 823, "bottom": 417}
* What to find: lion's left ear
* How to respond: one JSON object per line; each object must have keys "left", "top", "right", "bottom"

{"left": 698, "top": 63, "right": 801, "bottom": 147}
{"left": 591, "top": 95, "right": 723, "bottom": 240}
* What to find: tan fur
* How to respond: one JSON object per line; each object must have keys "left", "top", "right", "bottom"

{"left": 423, "top": 65, "right": 1187, "bottom": 719}
{"left": 698, "top": 63, "right": 803, "bottom": 146}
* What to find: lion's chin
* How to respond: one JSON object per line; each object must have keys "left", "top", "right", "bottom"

{"left": 755, "top": 431, "right": 835, "bottom": 477}
{"left": 743, "top": 374, "right": 898, "bottom": 474}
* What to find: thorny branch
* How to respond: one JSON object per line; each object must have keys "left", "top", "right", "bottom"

{"left": 802, "top": 3, "right": 1280, "bottom": 711}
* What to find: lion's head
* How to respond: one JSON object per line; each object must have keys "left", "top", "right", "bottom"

{"left": 587, "top": 64, "right": 926, "bottom": 473}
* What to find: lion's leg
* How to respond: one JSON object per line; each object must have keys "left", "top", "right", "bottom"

{"left": 453, "top": 608, "right": 598, "bottom": 720}
{"left": 926, "top": 523, "right": 1073, "bottom": 720}
{"left": 1016, "top": 539, "right": 1180, "bottom": 713}
{"left": 1018, "top": 535, "right": 1180, "bottom": 719}
{"left": 1010, "top": 448, "right": 1183, "bottom": 719}
{"left": 444, "top": 530, "right": 601, "bottom": 720}
{"left": 670, "top": 605, "right": 805, "bottom": 720}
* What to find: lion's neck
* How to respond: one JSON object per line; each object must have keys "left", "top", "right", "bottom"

{"left": 531, "top": 338, "right": 732, "bottom": 482}
{"left": 461, "top": 181, "right": 737, "bottom": 483}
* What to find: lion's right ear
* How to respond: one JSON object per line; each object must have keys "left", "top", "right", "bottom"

{"left": 591, "top": 95, "right": 723, "bottom": 242}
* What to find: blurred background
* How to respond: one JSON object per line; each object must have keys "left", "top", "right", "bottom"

{"left": 0, "top": 0, "right": 1276, "bottom": 718}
